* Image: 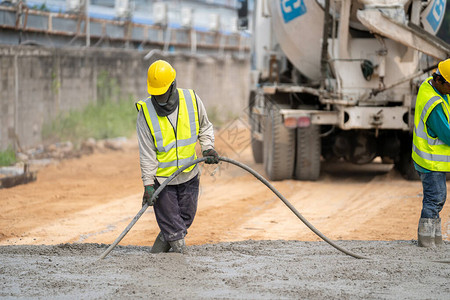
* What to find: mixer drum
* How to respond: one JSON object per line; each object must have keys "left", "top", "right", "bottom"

{"left": 270, "top": 0, "right": 325, "bottom": 80}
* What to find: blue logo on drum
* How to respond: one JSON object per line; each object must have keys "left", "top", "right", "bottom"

{"left": 280, "top": 0, "right": 307, "bottom": 23}
{"left": 426, "top": 0, "right": 446, "bottom": 32}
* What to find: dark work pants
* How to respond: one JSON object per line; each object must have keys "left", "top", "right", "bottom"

{"left": 153, "top": 175, "right": 200, "bottom": 242}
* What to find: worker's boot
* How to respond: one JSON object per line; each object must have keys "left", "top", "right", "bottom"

{"left": 434, "top": 218, "right": 443, "bottom": 246}
{"left": 418, "top": 218, "right": 435, "bottom": 247}
{"left": 169, "top": 238, "right": 187, "bottom": 254}
{"left": 150, "top": 232, "right": 171, "bottom": 253}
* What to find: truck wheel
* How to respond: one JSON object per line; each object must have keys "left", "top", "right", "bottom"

{"left": 394, "top": 135, "right": 420, "bottom": 181}
{"left": 249, "top": 92, "right": 263, "bottom": 163}
{"left": 295, "top": 125, "right": 321, "bottom": 181}
{"left": 251, "top": 127, "right": 263, "bottom": 163}
{"left": 395, "top": 155, "right": 420, "bottom": 180}
{"left": 263, "top": 104, "right": 295, "bottom": 180}
{"left": 395, "top": 152, "right": 420, "bottom": 181}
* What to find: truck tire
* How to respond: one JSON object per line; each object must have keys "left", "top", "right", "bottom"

{"left": 295, "top": 125, "right": 321, "bottom": 181}
{"left": 263, "top": 104, "right": 295, "bottom": 181}
{"left": 395, "top": 152, "right": 420, "bottom": 180}
{"left": 394, "top": 134, "right": 420, "bottom": 181}
{"left": 249, "top": 92, "right": 263, "bottom": 163}
{"left": 251, "top": 127, "right": 263, "bottom": 163}
{"left": 395, "top": 155, "right": 420, "bottom": 180}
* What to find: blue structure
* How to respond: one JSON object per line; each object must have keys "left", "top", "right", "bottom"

{"left": 0, "top": 0, "right": 251, "bottom": 53}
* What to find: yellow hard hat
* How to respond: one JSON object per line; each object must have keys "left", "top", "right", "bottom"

{"left": 438, "top": 58, "right": 450, "bottom": 83}
{"left": 147, "top": 60, "right": 176, "bottom": 95}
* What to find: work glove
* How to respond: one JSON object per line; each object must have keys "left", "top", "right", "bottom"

{"left": 142, "top": 185, "right": 157, "bottom": 207}
{"left": 202, "top": 148, "right": 219, "bottom": 164}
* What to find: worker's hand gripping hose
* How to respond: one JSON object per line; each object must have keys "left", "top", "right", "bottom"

{"left": 99, "top": 156, "right": 372, "bottom": 260}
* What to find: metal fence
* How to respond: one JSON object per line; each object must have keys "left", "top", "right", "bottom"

{"left": 0, "top": 4, "right": 250, "bottom": 54}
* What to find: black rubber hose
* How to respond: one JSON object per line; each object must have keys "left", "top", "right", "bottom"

{"left": 100, "top": 156, "right": 368, "bottom": 259}
{"left": 221, "top": 157, "right": 448, "bottom": 263}
{"left": 99, "top": 157, "right": 450, "bottom": 263}
{"left": 219, "top": 157, "right": 368, "bottom": 259}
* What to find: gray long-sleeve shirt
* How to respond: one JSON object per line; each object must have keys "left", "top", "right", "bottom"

{"left": 136, "top": 93, "right": 215, "bottom": 186}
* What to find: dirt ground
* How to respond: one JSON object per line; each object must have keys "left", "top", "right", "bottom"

{"left": 1, "top": 128, "right": 449, "bottom": 246}
{"left": 0, "top": 127, "right": 449, "bottom": 299}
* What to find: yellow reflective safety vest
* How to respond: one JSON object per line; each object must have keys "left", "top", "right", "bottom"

{"left": 136, "top": 88, "right": 200, "bottom": 177}
{"left": 412, "top": 77, "right": 450, "bottom": 171}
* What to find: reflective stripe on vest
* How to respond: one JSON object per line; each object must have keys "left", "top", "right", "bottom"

{"left": 412, "top": 77, "right": 450, "bottom": 171}
{"left": 136, "top": 88, "right": 199, "bottom": 177}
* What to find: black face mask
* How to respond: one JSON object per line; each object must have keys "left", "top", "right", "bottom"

{"left": 151, "top": 80, "right": 179, "bottom": 117}
{"left": 154, "top": 82, "right": 174, "bottom": 104}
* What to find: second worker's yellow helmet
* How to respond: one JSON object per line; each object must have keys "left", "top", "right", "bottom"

{"left": 438, "top": 58, "right": 450, "bottom": 83}
{"left": 147, "top": 60, "right": 176, "bottom": 95}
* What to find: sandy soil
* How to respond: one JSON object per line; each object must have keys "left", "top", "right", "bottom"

{"left": 1, "top": 127, "right": 449, "bottom": 299}
{"left": 1, "top": 128, "right": 449, "bottom": 246}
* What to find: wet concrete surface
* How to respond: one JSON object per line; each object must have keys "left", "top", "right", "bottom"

{"left": 1, "top": 240, "right": 448, "bottom": 299}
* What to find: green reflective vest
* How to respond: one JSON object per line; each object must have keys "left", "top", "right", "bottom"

{"left": 412, "top": 77, "right": 450, "bottom": 171}
{"left": 136, "top": 88, "right": 200, "bottom": 177}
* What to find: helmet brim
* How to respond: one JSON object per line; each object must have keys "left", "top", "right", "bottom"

{"left": 147, "top": 83, "right": 172, "bottom": 95}
{"left": 438, "top": 60, "right": 450, "bottom": 84}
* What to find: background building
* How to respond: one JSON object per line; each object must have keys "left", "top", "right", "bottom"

{"left": 0, "top": 0, "right": 251, "bottom": 55}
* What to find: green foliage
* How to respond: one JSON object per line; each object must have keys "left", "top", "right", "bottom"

{"left": 0, "top": 147, "right": 16, "bottom": 167}
{"left": 97, "top": 71, "right": 120, "bottom": 104}
{"left": 206, "top": 106, "right": 240, "bottom": 128}
{"left": 42, "top": 97, "right": 137, "bottom": 146}
{"left": 206, "top": 106, "right": 225, "bottom": 128}
{"left": 51, "top": 71, "right": 60, "bottom": 95}
{"left": 31, "top": 4, "right": 50, "bottom": 11}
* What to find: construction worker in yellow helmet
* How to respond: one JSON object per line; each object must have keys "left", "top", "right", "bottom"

{"left": 135, "top": 60, "right": 219, "bottom": 253}
{"left": 412, "top": 58, "right": 450, "bottom": 248}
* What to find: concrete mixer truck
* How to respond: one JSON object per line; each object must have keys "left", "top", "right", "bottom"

{"left": 239, "top": 0, "right": 450, "bottom": 181}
